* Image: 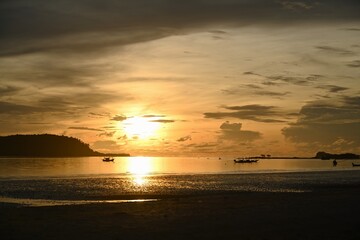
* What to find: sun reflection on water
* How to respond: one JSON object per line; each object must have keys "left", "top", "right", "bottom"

{"left": 127, "top": 157, "right": 154, "bottom": 186}
{"left": 132, "top": 175, "right": 147, "bottom": 186}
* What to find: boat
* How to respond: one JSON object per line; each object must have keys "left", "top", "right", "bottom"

{"left": 352, "top": 163, "right": 360, "bottom": 167}
{"left": 233, "top": 158, "right": 258, "bottom": 163}
{"left": 102, "top": 157, "right": 114, "bottom": 162}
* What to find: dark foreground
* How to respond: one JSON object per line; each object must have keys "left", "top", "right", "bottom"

{"left": 1, "top": 185, "right": 360, "bottom": 240}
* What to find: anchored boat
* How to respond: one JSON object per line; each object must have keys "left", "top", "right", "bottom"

{"left": 102, "top": 157, "right": 114, "bottom": 162}
{"left": 233, "top": 158, "right": 258, "bottom": 163}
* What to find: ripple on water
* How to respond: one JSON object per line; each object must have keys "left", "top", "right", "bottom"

{"left": 0, "top": 171, "right": 359, "bottom": 201}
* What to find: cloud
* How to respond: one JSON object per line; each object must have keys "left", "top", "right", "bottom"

{"left": 282, "top": 96, "right": 360, "bottom": 150}
{"left": 208, "top": 30, "right": 227, "bottom": 35}
{"left": 279, "top": 1, "right": 315, "bottom": 11}
{"left": 204, "top": 104, "right": 286, "bottom": 123}
{"left": 177, "top": 136, "right": 192, "bottom": 142}
{"left": 316, "top": 85, "right": 349, "bottom": 93}
{"left": 343, "top": 96, "right": 360, "bottom": 106}
{"left": 342, "top": 28, "right": 360, "bottom": 31}
{"left": 243, "top": 71, "right": 262, "bottom": 76}
{"left": 92, "top": 140, "right": 125, "bottom": 152}
{"left": 0, "top": 90, "right": 124, "bottom": 117}
{"left": 68, "top": 127, "right": 103, "bottom": 132}
{"left": 266, "top": 74, "right": 320, "bottom": 86}
{"left": 221, "top": 84, "right": 263, "bottom": 95}
{"left": 220, "top": 121, "right": 242, "bottom": 131}
{"left": 98, "top": 131, "right": 116, "bottom": 137}
{"left": 346, "top": 60, "right": 360, "bottom": 68}
{"left": 1, "top": 0, "right": 359, "bottom": 57}
{"left": 186, "top": 143, "right": 218, "bottom": 149}
{"left": 150, "top": 119, "right": 175, "bottom": 123}
{"left": 261, "top": 81, "right": 282, "bottom": 86}
{"left": 254, "top": 90, "right": 290, "bottom": 96}
{"left": 111, "top": 115, "right": 127, "bottom": 121}
{"left": 222, "top": 84, "right": 289, "bottom": 97}
{"left": 89, "top": 112, "right": 110, "bottom": 118}
{"left": 117, "top": 134, "right": 128, "bottom": 141}
{"left": 116, "top": 134, "right": 129, "bottom": 145}
{"left": 245, "top": 84, "right": 262, "bottom": 89}
{"left": 40, "top": 91, "right": 120, "bottom": 108}
{"left": 142, "top": 114, "right": 166, "bottom": 118}
{"left": 0, "top": 101, "right": 42, "bottom": 114}
{"left": 219, "top": 121, "right": 261, "bottom": 142}
{"left": 225, "top": 105, "right": 275, "bottom": 111}
{"left": 243, "top": 71, "right": 322, "bottom": 86}
{"left": 0, "top": 85, "right": 20, "bottom": 96}
{"left": 315, "top": 46, "right": 355, "bottom": 55}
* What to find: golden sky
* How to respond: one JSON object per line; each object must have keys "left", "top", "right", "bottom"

{"left": 1, "top": 0, "right": 359, "bottom": 156}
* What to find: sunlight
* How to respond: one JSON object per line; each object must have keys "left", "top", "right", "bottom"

{"left": 128, "top": 157, "right": 153, "bottom": 175}
{"left": 121, "top": 117, "right": 161, "bottom": 140}
{"left": 133, "top": 175, "right": 147, "bottom": 186}
{"left": 127, "top": 157, "right": 154, "bottom": 186}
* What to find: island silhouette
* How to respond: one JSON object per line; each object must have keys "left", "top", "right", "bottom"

{"left": 0, "top": 134, "right": 129, "bottom": 157}
{"left": 314, "top": 151, "right": 359, "bottom": 160}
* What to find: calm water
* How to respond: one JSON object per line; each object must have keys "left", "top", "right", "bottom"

{"left": 1, "top": 157, "right": 359, "bottom": 206}
{"left": 0, "top": 156, "right": 358, "bottom": 178}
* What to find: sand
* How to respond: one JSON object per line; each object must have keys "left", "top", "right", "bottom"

{"left": 1, "top": 183, "right": 360, "bottom": 240}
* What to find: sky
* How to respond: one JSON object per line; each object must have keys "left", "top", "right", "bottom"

{"left": 1, "top": 0, "right": 359, "bottom": 157}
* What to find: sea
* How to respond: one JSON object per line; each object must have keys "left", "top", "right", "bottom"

{"left": 1, "top": 157, "right": 359, "bottom": 206}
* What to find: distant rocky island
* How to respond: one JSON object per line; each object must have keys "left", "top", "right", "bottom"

{"left": 0, "top": 134, "right": 130, "bottom": 157}
{"left": 314, "top": 151, "right": 359, "bottom": 160}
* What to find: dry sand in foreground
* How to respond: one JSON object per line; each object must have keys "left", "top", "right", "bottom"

{"left": 1, "top": 185, "right": 360, "bottom": 240}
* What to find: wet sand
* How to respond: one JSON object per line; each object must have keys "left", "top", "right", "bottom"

{"left": 1, "top": 184, "right": 360, "bottom": 240}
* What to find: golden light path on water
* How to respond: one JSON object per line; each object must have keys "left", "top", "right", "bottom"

{"left": 126, "top": 157, "right": 154, "bottom": 186}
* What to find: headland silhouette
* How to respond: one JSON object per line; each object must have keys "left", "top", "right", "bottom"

{"left": 0, "top": 134, "right": 129, "bottom": 157}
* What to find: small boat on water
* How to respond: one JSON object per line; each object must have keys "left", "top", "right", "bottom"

{"left": 234, "top": 158, "right": 258, "bottom": 163}
{"left": 102, "top": 157, "right": 114, "bottom": 162}
{"left": 352, "top": 163, "right": 360, "bottom": 167}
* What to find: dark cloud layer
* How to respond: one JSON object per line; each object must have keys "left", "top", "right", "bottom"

{"left": 177, "top": 135, "right": 192, "bottom": 142}
{"left": 142, "top": 114, "right": 166, "bottom": 118}
{"left": 219, "top": 121, "right": 261, "bottom": 142}
{"left": 0, "top": 85, "right": 20, "bottom": 95}
{"left": 68, "top": 127, "right": 103, "bottom": 132}
{"left": 243, "top": 71, "right": 323, "bottom": 87}
{"left": 315, "top": 46, "right": 355, "bottom": 55}
{"left": 0, "top": 90, "right": 123, "bottom": 119}
{"left": 282, "top": 96, "right": 360, "bottom": 149}
{"left": 150, "top": 119, "right": 175, "bottom": 123}
{"left": 111, "top": 115, "right": 127, "bottom": 121}
{"left": 1, "top": 0, "right": 359, "bottom": 57}
{"left": 204, "top": 104, "right": 286, "bottom": 123}
{"left": 346, "top": 60, "right": 360, "bottom": 68}
{"left": 221, "top": 84, "right": 289, "bottom": 97}
{"left": 0, "top": 101, "right": 41, "bottom": 114}
{"left": 316, "top": 85, "right": 349, "bottom": 93}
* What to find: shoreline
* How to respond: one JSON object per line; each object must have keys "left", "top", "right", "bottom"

{"left": 1, "top": 185, "right": 360, "bottom": 240}
{"left": 1, "top": 170, "right": 360, "bottom": 239}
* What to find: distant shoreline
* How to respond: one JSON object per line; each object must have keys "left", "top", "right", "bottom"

{"left": 251, "top": 157, "right": 359, "bottom": 160}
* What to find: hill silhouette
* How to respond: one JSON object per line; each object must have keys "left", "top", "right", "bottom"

{"left": 0, "top": 134, "right": 129, "bottom": 157}
{"left": 314, "top": 151, "right": 359, "bottom": 160}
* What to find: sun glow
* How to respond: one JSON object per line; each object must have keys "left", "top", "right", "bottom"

{"left": 127, "top": 157, "right": 154, "bottom": 186}
{"left": 122, "top": 117, "right": 161, "bottom": 140}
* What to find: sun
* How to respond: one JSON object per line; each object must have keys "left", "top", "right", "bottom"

{"left": 121, "top": 116, "right": 161, "bottom": 140}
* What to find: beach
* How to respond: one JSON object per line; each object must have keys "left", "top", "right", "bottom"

{"left": 1, "top": 171, "right": 360, "bottom": 240}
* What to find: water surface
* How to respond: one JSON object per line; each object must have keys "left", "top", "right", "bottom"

{"left": 1, "top": 157, "right": 359, "bottom": 206}
{"left": 0, "top": 156, "right": 358, "bottom": 178}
